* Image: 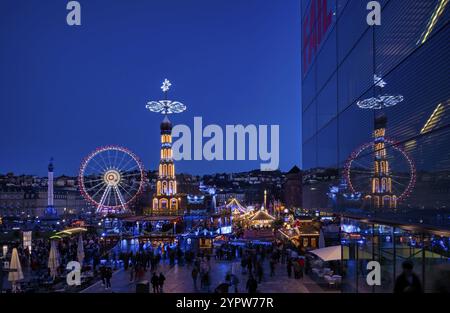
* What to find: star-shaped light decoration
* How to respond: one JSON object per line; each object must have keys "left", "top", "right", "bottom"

{"left": 161, "top": 79, "right": 172, "bottom": 92}
{"left": 374, "top": 74, "right": 387, "bottom": 88}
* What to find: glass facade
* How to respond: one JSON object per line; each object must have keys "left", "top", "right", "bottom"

{"left": 301, "top": 0, "right": 450, "bottom": 292}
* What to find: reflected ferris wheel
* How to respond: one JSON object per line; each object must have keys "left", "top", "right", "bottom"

{"left": 344, "top": 140, "right": 416, "bottom": 203}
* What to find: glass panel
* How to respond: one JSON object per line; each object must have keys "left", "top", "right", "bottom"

{"left": 338, "top": 29, "right": 374, "bottom": 112}
{"left": 317, "top": 74, "right": 338, "bottom": 130}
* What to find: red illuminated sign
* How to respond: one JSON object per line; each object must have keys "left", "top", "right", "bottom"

{"left": 302, "top": 0, "right": 333, "bottom": 77}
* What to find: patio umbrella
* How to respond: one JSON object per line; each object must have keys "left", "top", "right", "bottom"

{"left": 8, "top": 248, "right": 24, "bottom": 292}
{"left": 309, "top": 245, "right": 372, "bottom": 261}
{"left": 319, "top": 229, "right": 325, "bottom": 249}
{"left": 48, "top": 240, "right": 60, "bottom": 280}
{"left": 77, "top": 234, "right": 85, "bottom": 265}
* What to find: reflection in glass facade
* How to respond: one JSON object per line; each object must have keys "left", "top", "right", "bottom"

{"left": 301, "top": 0, "right": 450, "bottom": 292}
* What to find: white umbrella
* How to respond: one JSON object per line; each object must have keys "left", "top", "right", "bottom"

{"left": 309, "top": 245, "right": 372, "bottom": 261}
{"left": 8, "top": 248, "right": 24, "bottom": 292}
{"left": 319, "top": 229, "right": 325, "bottom": 249}
{"left": 77, "top": 234, "right": 85, "bottom": 265}
{"left": 48, "top": 240, "right": 60, "bottom": 279}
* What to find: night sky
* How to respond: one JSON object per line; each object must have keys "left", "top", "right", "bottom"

{"left": 0, "top": 0, "right": 301, "bottom": 176}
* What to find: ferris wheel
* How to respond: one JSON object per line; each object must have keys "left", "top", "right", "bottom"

{"left": 79, "top": 146, "right": 145, "bottom": 214}
{"left": 344, "top": 139, "right": 416, "bottom": 202}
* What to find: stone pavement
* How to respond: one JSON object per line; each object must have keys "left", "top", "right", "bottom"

{"left": 81, "top": 258, "right": 338, "bottom": 293}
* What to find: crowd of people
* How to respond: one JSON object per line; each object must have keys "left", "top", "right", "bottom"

{"left": 1, "top": 233, "right": 110, "bottom": 292}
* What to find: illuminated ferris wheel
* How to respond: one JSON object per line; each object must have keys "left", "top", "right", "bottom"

{"left": 79, "top": 146, "right": 145, "bottom": 214}
{"left": 344, "top": 139, "right": 416, "bottom": 203}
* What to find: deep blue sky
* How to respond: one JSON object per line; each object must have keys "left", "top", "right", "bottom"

{"left": 0, "top": 0, "right": 301, "bottom": 176}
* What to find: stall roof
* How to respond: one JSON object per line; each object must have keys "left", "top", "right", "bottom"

{"left": 250, "top": 210, "right": 275, "bottom": 221}
{"left": 55, "top": 227, "right": 87, "bottom": 237}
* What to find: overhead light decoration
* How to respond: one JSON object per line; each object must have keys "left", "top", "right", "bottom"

{"left": 146, "top": 79, "right": 187, "bottom": 114}
{"left": 357, "top": 75, "right": 404, "bottom": 109}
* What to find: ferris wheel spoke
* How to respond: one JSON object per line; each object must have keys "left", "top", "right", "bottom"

{"left": 350, "top": 170, "right": 374, "bottom": 175}
{"left": 83, "top": 178, "right": 104, "bottom": 185}
{"left": 119, "top": 157, "right": 135, "bottom": 173}
{"left": 118, "top": 180, "right": 136, "bottom": 193}
{"left": 98, "top": 186, "right": 112, "bottom": 209}
{"left": 121, "top": 166, "right": 140, "bottom": 176}
{"left": 114, "top": 186, "right": 127, "bottom": 209}
{"left": 391, "top": 178, "right": 407, "bottom": 187}
{"left": 107, "top": 149, "right": 115, "bottom": 169}
{"left": 113, "top": 149, "right": 119, "bottom": 170}
{"left": 390, "top": 174, "right": 410, "bottom": 179}
{"left": 91, "top": 184, "right": 106, "bottom": 202}
{"left": 99, "top": 151, "right": 111, "bottom": 170}
{"left": 106, "top": 149, "right": 113, "bottom": 169}
{"left": 91, "top": 157, "right": 108, "bottom": 173}
{"left": 351, "top": 160, "right": 373, "bottom": 170}
{"left": 106, "top": 187, "right": 114, "bottom": 207}
{"left": 84, "top": 163, "right": 105, "bottom": 176}
{"left": 85, "top": 168, "right": 104, "bottom": 180}
{"left": 112, "top": 186, "right": 118, "bottom": 207}
{"left": 116, "top": 151, "right": 128, "bottom": 172}
{"left": 118, "top": 182, "right": 135, "bottom": 199}
{"left": 85, "top": 181, "right": 106, "bottom": 192}
{"left": 121, "top": 173, "right": 141, "bottom": 178}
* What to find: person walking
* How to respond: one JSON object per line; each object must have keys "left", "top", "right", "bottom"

{"left": 151, "top": 272, "right": 159, "bottom": 293}
{"left": 129, "top": 263, "right": 135, "bottom": 282}
{"left": 100, "top": 264, "right": 106, "bottom": 287}
{"left": 158, "top": 272, "right": 166, "bottom": 293}
{"left": 105, "top": 266, "right": 112, "bottom": 290}
{"left": 298, "top": 257, "right": 305, "bottom": 279}
{"left": 192, "top": 267, "right": 199, "bottom": 290}
{"left": 230, "top": 273, "right": 240, "bottom": 293}
{"left": 269, "top": 258, "right": 276, "bottom": 277}
{"left": 246, "top": 274, "right": 258, "bottom": 293}
{"left": 287, "top": 258, "right": 293, "bottom": 278}
{"left": 256, "top": 261, "right": 263, "bottom": 283}
{"left": 241, "top": 257, "right": 247, "bottom": 274}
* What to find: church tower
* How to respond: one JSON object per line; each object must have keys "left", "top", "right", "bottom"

{"left": 371, "top": 116, "right": 397, "bottom": 209}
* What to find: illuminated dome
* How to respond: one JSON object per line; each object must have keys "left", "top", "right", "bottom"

{"left": 160, "top": 115, "right": 172, "bottom": 131}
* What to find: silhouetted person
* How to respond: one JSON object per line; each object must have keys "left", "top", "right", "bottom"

{"left": 287, "top": 259, "right": 292, "bottom": 278}
{"left": 158, "top": 272, "right": 166, "bottom": 293}
{"left": 105, "top": 266, "right": 112, "bottom": 290}
{"left": 394, "top": 261, "right": 422, "bottom": 293}
{"left": 151, "top": 272, "right": 159, "bottom": 293}
{"left": 192, "top": 267, "right": 199, "bottom": 289}
{"left": 246, "top": 274, "right": 258, "bottom": 293}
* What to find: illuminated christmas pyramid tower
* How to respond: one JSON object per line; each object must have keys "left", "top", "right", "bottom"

{"left": 370, "top": 115, "right": 397, "bottom": 209}
{"left": 145, "top": 79, "right": 186, "bottom": 215}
